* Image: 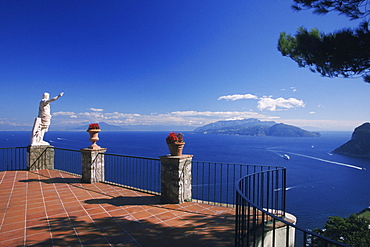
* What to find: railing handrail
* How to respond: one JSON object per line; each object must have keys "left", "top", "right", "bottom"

{"left": 0, "top": 146, "right": 28, "bottom": 150}
{"left": 53, "top": 147, "right": 161, "bottom": 162}
{"left": 193, "top": 160, "right": 282, "bottom": 170}
{"left": 235, "top": 169, "right": 350, "bottom": 247}
{"left": 53, "top": 147, "right": 81, "bottom": 152}
{"left": 103, "top": 152, "right": 160, "bottom": 161}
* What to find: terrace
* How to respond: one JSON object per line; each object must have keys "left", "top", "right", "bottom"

{"left": 0, "top": 169, "right": 234, "bottom": 246}
{"left": 0, "top": 144, "right": 347, "bottom": 246}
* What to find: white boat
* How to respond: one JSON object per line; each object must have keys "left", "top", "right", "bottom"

{"left": 283, "top": 154, "right": 290, "bottom": 160}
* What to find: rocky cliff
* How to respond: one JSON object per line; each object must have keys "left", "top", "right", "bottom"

{"left": 333, "top": 123, "right": 370, "bottom": 158}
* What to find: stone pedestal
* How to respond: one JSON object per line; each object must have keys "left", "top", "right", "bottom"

{"left": 27, "top": 145, "right": 54, "bottom": 170}
{"left": 160, "top": 155, "right": 193, "bottom": 204}
{"left": 81, "top": 148, "right": 107, "bottom": 183}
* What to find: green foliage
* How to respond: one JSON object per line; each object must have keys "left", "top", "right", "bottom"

{"left": 278, "top": 24, "right": 370, "bottom": 82}
{"left": 279, "top": 0, "right": 370, "bottom": 83}
{"left": 358, "top": 207, "right": 370, "bottom": 219}
{"left": 360, "top": 211, "right": 370, "bottom": 219}
{"left": 292, "top": 0, "right": 369, "bottom": 20}
{"left": 311, "top": 214, "right": 370, "bottom": 247}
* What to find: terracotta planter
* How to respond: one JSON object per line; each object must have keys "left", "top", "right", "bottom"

{"left": 87, "top": 129, "right": 101, "bottom": 149}
{"left": 167, "top": 142, "right": 185, "bottom": 156}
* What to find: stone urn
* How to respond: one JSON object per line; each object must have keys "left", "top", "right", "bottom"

{"left": 166, "top": 132, "right": 185, "bottom": 156}
{"left": 167, "top": 142, "right": 185, "bottom": 156}
{"left": 87, "top": 123, "right": 101, "bottom": 149}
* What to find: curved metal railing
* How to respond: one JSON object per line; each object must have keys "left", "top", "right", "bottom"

{"left": 235, "top": 168, "right": 349, "bottom": 247}
{"left": 191, "top": 161, "right": 285, "bottom": 207}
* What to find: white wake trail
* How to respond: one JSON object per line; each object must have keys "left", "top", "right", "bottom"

{"left": 287, "top": 152, "right": 364, "bottom": 170}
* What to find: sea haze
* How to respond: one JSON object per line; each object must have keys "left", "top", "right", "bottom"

{"left": 1, "top": 130, "right": 369, "bottom": 231}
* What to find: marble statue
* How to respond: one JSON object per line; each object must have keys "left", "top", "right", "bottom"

{"left": 31, "top": 92, "right": 64, "bottom": 145}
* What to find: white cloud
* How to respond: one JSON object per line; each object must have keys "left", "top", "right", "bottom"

{"left": 309, "top": 111, "right": 316, "bottom": 114}
{"left": 218, "top": 93, "right": 258, "bottom": 101}
{"left": 170, "top": 110, "right": 258, "bottom": 117}
{"left": 78, "top": 112, "right": 105, "bottom": 119}
{"left": 53, "top": 111, "right": 76, "bottom": 116}
{"left": 218, "top": 93, "right": 305, "bottom": 111}
{"left": 257, "top": 96, "right": 305, "bottom": 111}
{"left": 225, "top": 117, "right": 245, "bottom": 121}
{"left": 104, "top": 112, "right": 141, "bottom": 119}
{"left": 89, "top": 108, "right": 104, "bottom": 112}
{"left": 0, "top": 119, "right": 18, "bottom": 125}
{"left": 36, "top": 109, "right": 368, "bottom": 131}
{"left": 50, "top": 110, "right": 278, "bottom": 127}
{"left": 281, "top": 87, "right": 297, "bottom": 92}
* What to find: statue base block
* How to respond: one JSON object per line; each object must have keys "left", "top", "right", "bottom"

{"left": 27, "top": 145, "right": 54, "bottom": 170}
{"left": 81, "top": 148, "right": 107, "bottom": 183}
{"left": 160, "top": 155, "right": 193, "bottom": 204}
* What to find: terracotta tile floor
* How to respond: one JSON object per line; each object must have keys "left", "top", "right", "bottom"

{"left": 0, "top": 170, "right": 235, "bottom": 246}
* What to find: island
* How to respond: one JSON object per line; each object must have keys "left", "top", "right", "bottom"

{"left": 333, "top": 123, "right": 370, "bottom": 158}
{"left": 71, "top": 122, "right": 126, "bottom": 131}
{"left": 193, "top": 118, "right": 320, "bottom": 137}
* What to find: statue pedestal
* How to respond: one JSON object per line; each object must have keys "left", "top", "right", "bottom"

{"left": 160, "top": 155, "right": 193, "bottom": 204}
{"left": 27, "top": 145, "right": 54, "bottom": 170}
{"left": 81, "top": 148, "right": 107, "bottom": 183}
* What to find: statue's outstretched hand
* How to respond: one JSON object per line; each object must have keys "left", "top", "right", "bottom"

{"left": 59, "top": 92, "right": 64, "bottom": 97}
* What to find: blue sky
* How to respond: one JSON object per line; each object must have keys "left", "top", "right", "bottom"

{"left": 1, "top": 0, "right": 369, "bottom": 131}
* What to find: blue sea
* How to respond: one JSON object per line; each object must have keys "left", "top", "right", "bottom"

{"left": 1, "top": 130, "right": 370, "bottom": 231}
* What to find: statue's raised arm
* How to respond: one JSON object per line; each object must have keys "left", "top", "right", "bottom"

{"left": 44, "top": 92, "right": 64, "bottom": 104}
{"left": 31, "top": 92, "right": 64, "bottom": 146}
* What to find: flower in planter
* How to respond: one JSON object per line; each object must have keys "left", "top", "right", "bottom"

{"left": 166, "top": 132, "right": 184, "bottom": 144}
{"left": 88, "top": 123, "right": 100, "bottom": 130}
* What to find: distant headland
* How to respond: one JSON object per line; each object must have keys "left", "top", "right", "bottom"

{"left": 192, "top": 118, "right": 320, "bottom": 137}
{"left": 333, "top": 122, "right": 370, "bottom": 159}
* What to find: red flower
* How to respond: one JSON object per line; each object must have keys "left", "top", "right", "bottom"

{"left": 88, "top": 123, "right": 100, "bottom": 130}
{"left": 166, "top": 132, "right": 184, "bottom": 144}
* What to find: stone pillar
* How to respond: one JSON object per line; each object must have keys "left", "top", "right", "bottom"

{"left": 160, "top": 155, "right": 193, "bottom": 204}
{"left": 81, "top": 148, "right": 107, "bottom": 183}
{"left": 27, "top": 145, "right": 54, "bottom": 170}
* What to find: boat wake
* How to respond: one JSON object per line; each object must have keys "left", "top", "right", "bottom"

{"left": 57, "top": 137, "right": 68, "bottom": 141}
{"left": 267, "top": 149, "right": 290, "bottom": 160}
{"left": 274, "top": 186, "right": 295, "bottom": 192}
{"left": 286, "top": 152, "right": 364, "bottom": 170}
{"left": 267, "top": 148, "right": 364, "bottom": 170}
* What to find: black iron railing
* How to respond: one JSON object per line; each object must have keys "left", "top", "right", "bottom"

{"left": 54, "top": 147, "right": 82, "bottom": 175}
{"left": 0, "top": 147, "right": 27, "bottom": 171}
{"left": 235, "top": 168, "right": 349, "bottom": 247}
{"left": 55, "top": 148, "right": 162, "bottom": 194}
{"left": 103, "top": 153, "right": 161, "bottom": 195}
{"left": 192, "top": 161, "right": 282, "bottom": 207}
